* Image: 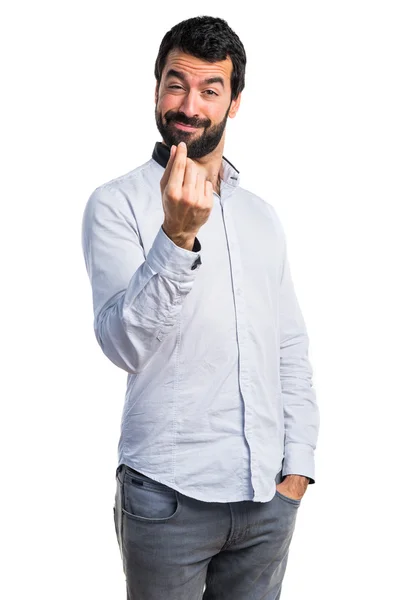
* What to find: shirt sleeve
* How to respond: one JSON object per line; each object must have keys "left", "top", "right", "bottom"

{"left": 81, "top": 184, "right": 202, "bottom": 374}
{"left": 272, "top": 207, "right": 320, "bottom": 484}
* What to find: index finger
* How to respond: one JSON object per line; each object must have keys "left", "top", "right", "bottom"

{"left": 168, "top": 141, "right": 187, "bottom": 188}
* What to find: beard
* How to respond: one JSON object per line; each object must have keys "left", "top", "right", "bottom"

{"left": 155, "top": 102, "right": 231, "bottom": 160}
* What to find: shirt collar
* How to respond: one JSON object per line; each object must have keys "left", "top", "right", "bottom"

{"left": 151, "top": 142, "right": 240, "bottom": 188}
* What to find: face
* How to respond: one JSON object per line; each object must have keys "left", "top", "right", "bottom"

{"left": 155, "top": 49, "right": 241, "bottom": 160}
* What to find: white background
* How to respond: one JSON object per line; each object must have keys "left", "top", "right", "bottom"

{"left": 1, "top": 1, "right": 399, "bottom": 598}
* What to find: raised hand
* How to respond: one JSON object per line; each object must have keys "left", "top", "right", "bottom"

{"left": 160, "top": 142, "right": 214, "bottom": 250}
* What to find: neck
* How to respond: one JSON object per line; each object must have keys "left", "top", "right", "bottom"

{"left": 189, "top": 142, "right": 224, "bottom": 196}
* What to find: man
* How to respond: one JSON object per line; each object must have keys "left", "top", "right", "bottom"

{"left": 81, "top": 15, "right": 320, "bottom": 600}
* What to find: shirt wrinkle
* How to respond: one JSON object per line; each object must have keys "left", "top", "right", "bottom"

{"left": 81, "top": 143, "right": 320, "bottom": 503}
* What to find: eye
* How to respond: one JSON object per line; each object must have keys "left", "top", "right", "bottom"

{"left": 167, "top": 85, "right": 218, "bottom": 96}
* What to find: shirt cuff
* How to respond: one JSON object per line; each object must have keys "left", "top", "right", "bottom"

{"left": 146, "top": 226, "right": 202, "bottom": 283}
{"left": 282, "top": 442, "right": 316, "bottom": 484}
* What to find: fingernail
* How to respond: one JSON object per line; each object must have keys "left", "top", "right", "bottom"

{"left": 179, "top": 141, "right": 186, "bottom": 147}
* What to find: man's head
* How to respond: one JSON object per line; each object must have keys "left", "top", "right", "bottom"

{"left": 154, "top": 16, "right": 246, "bottom": 160}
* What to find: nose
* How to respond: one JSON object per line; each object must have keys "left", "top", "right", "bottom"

{"left": 178, "top": 89, "right": 200, "bottom": 120}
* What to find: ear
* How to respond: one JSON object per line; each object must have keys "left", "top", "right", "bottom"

{"left": 155, "top": 82, "right": 160, "bottom": 105}
{"left": 228, "top": 92, "right": 242, "bottom": 118}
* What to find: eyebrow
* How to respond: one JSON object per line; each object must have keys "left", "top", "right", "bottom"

{"left": 165, "top": 69, "right": 225, "bottom": 89}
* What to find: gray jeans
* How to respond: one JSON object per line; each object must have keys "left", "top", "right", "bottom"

{"left": 113, "top": 464, "right": 301, "bottom": 599}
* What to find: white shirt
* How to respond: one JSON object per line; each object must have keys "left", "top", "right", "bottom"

{"left": 81, "top": 141, "right": 320, "bottom": 502}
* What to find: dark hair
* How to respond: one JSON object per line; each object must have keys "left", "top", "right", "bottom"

{"left": 154, "top": 16, "right": 246, "bottom": 101}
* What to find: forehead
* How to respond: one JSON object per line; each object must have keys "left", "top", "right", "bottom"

{"left": 162, "top": 49, "right": 232, "bottom": 86}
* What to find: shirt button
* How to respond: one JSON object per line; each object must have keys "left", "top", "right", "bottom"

{"left": 191, "top": 256, "right": 202, "bottom": 270}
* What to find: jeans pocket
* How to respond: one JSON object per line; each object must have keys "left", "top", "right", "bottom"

{"left": 113, "top": 505, "right": 118, "bottom": 537}
{"left": 121, "top": 467, "right": 181, "bottom": 523}
{"left": 275, "top": 489, "right": 301, "bottom": 506}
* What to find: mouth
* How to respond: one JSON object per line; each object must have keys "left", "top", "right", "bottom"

{"left": 173, "top": 122, "right": 199, "bottom": 132}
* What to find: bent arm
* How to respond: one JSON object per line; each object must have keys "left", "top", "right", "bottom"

{"left": 275, "top": 212, "right": 320, "bottom": 483}
{"left": 81, "top": 185, "right": 201, "bottom": 374}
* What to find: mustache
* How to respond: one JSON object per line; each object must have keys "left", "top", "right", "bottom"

{"left": 165, "top": 111, "right": 211, "bottom": 129}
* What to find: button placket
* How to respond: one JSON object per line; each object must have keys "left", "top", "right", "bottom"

{"left": 222, "top": 202, "right": 257, "bottom": 495}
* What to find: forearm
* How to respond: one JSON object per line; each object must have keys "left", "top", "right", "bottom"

{"left": 280, "top": 330, "right": 319, "bottom": 483}
{"left": 94, "top": 226, "right": 201, "bottom": 374}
